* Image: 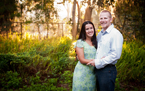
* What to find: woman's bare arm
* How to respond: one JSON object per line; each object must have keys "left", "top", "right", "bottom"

{"left": 76, "top": 47, "right": 93, "bottom": 64}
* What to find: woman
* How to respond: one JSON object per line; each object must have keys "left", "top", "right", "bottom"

{"left": 72, "top": 21, "right": 97, "bottom": 91}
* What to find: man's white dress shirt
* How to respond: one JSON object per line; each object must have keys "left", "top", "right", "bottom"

{"left": 95, "top": 24, "right": 123, "bottom": 69}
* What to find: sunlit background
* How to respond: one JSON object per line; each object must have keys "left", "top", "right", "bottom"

{"left": 0, "top": 0, "right": 117, "bottom": 40}
{"left": 0, "top": 0, "right": 145, "bottom": 91}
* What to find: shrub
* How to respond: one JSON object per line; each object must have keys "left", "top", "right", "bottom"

{"left": 0, "top": 54, "right": 29, "bottom": 73}
{"left": 116, "top": 40, "right": 145, "bottom": 83}
{"left": 0, "top": 71, "right": 22, "bottom": 89}
{"left": 0, "top": 36, "right": 74, "bottom": 90}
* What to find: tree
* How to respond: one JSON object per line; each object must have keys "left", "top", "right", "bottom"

{"left": 0, "top": 0, "right": 19, "bottom": 37}
{"left": 84, "top": 0, "right": 93, "bottom": 21}
{"left": 24, "top": 0, "right": 56, "bottom": 39}
{"left": 72, "top": 0, "right": 77, "bottom": 40}
{"left": 0, "top": 0, "right": 56, "bottom": 39}
{"left": 114, "top": 0, "right": 145, "bottom": 42}
{"left": 76, "top": 1, "right": 80, "bottom": 34}
{"left": 42, "top": 0, "right": 56, "bottom": 38}
{"left": 94, "top": 0, "right": 145, "bottom": 42}
{"left": 72, "top": 0, "right": 97, "bottom": 39}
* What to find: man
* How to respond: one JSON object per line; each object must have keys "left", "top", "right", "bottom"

{"left": 87, "top": 10, "right": 123, "bottom": 91}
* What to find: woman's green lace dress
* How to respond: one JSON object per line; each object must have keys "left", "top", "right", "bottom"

{"left": 72, "top": 39, "right": 97, "bottom": 91}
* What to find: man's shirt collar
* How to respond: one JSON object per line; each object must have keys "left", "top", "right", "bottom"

{"left": 101, "top": 24, "right": 114, "bottom": 35}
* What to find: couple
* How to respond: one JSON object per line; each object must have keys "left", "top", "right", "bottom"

{"left": 72, "top": 10, "right": 123, "bottom": 91}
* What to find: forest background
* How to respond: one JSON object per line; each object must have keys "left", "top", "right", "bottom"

{"left": 0, "top": 0, "right": 145, "bottom": 91}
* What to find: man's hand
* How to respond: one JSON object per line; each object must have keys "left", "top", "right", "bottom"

{"left": 87, "top": 59, "right": 95, "bottom": 66}
{"left": 101, "top": 56, "right": 105, "bottom": 59}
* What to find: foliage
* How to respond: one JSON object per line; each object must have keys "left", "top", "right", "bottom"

{"left": 0, "top": 71, "right": 22, "bottom": 89}
{"left": 116, "top": 40, "right": 145, "bottom": 84}
{"left": 0, "top": 0, "right": 57, "bottom": 37}
{"left": 18, "top": 83, "right": 67, "bottom": 91}
{"left": 0, "top": 0, "right": 19, "bottom": 33}
{"left": 0, "top": 54, "right": 29, "bottom": 73}
{"left": 93, "top": 0, "right": 145, "bottom": 42}
{"left": 0, "top": 35, "right": 76, "bottom": 90}
{"left": 60, "top": 70, "right": 73, "bottom": 88}
{"left": 115, "top": 78, "right": 125, "bottom": 91}
{"left": 114, "top": 0, "right": 145, "bottom": 42}
{"left": 25, "top": 0, "right": 57, "bottom": 26}
{"left": 0, "top": 32, "right": 144, "bottom": 90}
{"left": 0, "top": 33, "right": 40, "bottom": 53}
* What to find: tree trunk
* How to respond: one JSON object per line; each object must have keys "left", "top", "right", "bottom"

{"left": 46, "top": 22, "right": 48, "bottom": 38}
{"left": 37, "top": 24, "right": 41, "bottom": 39}
{"left": 84, "top": 6, "right": 93, "bottom": 21}
{"left": 72, "top": 0, "right": 77, "bottom": 40}
{"left": 76, "top": 1, "right": 80, "bottom": 35}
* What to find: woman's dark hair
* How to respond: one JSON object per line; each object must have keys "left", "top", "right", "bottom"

{"left": 78, "top": 21, "right": 97, "bottom": 49}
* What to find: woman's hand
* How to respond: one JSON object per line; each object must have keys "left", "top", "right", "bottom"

{"left": 87, "top": 56, "right": 105, "bottom": 66}
{"left": 87, "top": 59, "right": 95, "bottom": 66}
